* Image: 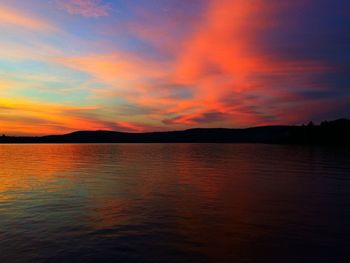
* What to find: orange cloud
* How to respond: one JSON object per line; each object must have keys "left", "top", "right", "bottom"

{"left": 56, "top": 53, "right": 164, "bottom": 85}
{"left": 0, "top": 98, "right": 148, "bottom": 135}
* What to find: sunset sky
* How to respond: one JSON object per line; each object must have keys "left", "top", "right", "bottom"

{"left": 0, "top": 0, "right": 349, "bottom": 135}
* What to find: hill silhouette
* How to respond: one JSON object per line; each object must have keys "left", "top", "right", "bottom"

{"left": 0, "top": 119, "right": 349, "bottom": 145}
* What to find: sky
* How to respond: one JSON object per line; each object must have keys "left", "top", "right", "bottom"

{"left": 0, "top": 0, "right": 349, "bottom": 135}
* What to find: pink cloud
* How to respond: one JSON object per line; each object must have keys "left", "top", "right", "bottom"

{"left": 55, "top": 0, "right": 111, "bottom": 18}
{"left": 0, "top": 5, "right": 57, "bottom": 32}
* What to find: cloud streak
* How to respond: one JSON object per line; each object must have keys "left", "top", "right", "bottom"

{"left": 0, "top": 98, "right": 149, "bottom": 135}
{"left": 0, "top": 5, "right": 56, "bottom": 32}
{"left": 55, "top": 0, "right": 111, "bottom": 18}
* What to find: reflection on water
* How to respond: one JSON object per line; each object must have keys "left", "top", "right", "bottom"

{"left": 0, "top": 144, "right": 349, "bottom": 262}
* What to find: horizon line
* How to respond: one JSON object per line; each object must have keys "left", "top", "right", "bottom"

{"left": 2, "top": 118, "right": 348, "bottom": 137}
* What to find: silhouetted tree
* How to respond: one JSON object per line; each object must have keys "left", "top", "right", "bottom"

{"left": 321, "top": 121, "right": 329, "bottom": 127}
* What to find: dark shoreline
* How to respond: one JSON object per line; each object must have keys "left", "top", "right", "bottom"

{"left": 1, "top": 119, "right": 349, "bottom": 145}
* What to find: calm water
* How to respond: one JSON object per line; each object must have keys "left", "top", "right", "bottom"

{"left": 0, "top": 144, "right": 349, "bottom": 263}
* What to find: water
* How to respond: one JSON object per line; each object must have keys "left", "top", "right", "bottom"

{"left": 0, "top": 144, "right": 349, "bottom": 262}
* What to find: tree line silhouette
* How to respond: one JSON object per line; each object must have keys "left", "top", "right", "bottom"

{"left": 0, "top": 119, "right": 349, "bottom": 145}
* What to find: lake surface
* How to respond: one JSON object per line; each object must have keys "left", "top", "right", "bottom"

{"left": 0, "top": 144, "right": 349, "bottom": 262}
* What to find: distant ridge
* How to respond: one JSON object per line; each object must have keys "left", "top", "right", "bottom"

{"left": 1, "top": 119, "right": 349, "bottom": 145}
